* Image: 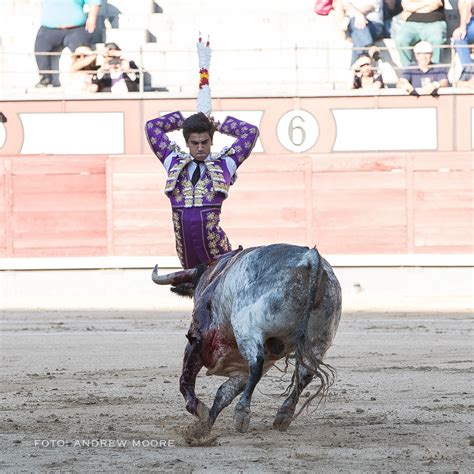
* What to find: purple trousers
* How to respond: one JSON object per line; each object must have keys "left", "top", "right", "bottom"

{"left": 172, "top": 206, "right": 231, "bottom": 269}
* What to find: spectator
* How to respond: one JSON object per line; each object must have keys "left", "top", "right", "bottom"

{"left": 92, "top": 57, "right": 139, "bottom": 93}
{"left": 396, "top": 40, "right": 449, "bottom": 94}
{"left": 394, "top": 0, "right": 447, "bottom": 66}
{"left": 451, "top": 0, "right": 474, "bottom": 65}
{"left": 93, "top": 43, "right": 139, "bottom": 92}
{"left": 343, "top": 0, "right": 385, "bottom": 65}
{"left": 34, "top": 0, "right": 101, "bottom": 88}
{"left": 68, "top": 45, "right": 99, "bottom": 92}
{"left": 457, "top": 64, "right": 474, "bottom": 88}
{"left": 351, "top": 53, "right": 385, "bottom": 88}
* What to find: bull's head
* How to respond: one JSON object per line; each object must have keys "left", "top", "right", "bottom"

{"left": 151, "top": 247, "right": 244, "bottom": 298}
{"left": 151, "top": 265, "right": 199, "bottom": 298}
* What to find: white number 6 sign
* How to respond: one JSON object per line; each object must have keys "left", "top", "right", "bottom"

{"left": 277, "top": 110, "right": 319, "bottom": 153}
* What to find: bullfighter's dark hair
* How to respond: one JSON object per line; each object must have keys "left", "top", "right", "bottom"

{"left": 182, "top": 113, "right": 215, "bottom": 142}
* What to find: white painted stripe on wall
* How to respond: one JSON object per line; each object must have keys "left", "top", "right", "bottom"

{"left": 333, "top": 108, "right": 437, "bottom": 151}
{"left": 20, "top": 112, "right": 124, "bottom": 154}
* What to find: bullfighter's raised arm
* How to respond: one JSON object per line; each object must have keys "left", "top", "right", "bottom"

{"left": 217, "top": 116, "right": 259, "bottom": 169}
{"left": 145, "top": 111, "right": 185, "bottom": 164}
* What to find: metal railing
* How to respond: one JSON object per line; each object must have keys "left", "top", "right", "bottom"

{"left": 0, "top": 42, "right": 471, "bottom": 97}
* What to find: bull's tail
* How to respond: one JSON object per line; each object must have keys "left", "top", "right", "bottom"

{"left": 285, "top": 246, "right": 336, "bottom": 418}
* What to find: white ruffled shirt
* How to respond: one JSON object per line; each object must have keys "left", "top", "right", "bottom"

{"left": 163, "top": 153, "right": 237, "bottom": 180}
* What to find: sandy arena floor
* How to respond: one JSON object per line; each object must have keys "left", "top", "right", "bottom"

{"left": 1, "top": 309, "right": 472, "bottom": 472}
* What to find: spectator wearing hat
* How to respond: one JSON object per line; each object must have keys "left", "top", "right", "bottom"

{"left": 396, "top": 40, "right": 449, "bottom": 94}
{"left": 343, "top": 0, "right": 385, "bottom": 65}
{"left": 451, "top": 0, "right": 474, "bottom": 66}
{"left": 351, "top": 53, "right": 385, "bottom": 88}
{"left": 394, "top": 0, "right": 447, "bottom": 66}
{"left": 34, "top": 0, "right": 101, "bottom": 88}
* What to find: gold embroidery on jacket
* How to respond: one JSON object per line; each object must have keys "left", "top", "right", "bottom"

{"left": 172, "top": 210, "right": 184, "bottom": 264}
{"left": 204, "top": 211, "right": 231, "bottom": 256}
{"left": 166, "top": 155, "right": 231, "bottom": 205}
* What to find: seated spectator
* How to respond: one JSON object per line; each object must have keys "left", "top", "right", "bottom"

{"left": 351, "top": 53, "right": 385, "bottom": 88}
{"left": 34, "top": 0, "right": 101, "bottom": 87}
{"left": 457, "top": 64, "right": 474, "bottom": 88}
{"left": 343, "top": 0, "right": 385, "bottom": 65}
{"left": 92, "top": 57, "right": 139, "bottom": 93}
{"left": 394, "top": 0, "right": 447, "bottom": 66}
{"left": 102, "top": 42, "right": 139, "bottom": 72}
{"left": 92, "top": 42, "right": 140, "bottom": 93}
{"left": 396, "top": 41, "right": 449, "bottom": 94}
{"left": 451, "top": 0, "right": 473, "bottom": 66}
{"left": 68, "top": 46, "right": 99, "bottom": 92}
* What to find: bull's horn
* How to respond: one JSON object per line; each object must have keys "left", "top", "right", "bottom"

{"left": 151, "top": 265, "right": 197, "bottom": 285}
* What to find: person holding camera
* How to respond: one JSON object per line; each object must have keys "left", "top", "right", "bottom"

{"left": 351, "top": 53, "right": 384, "bottom": 89}
{"left": 93, "top": 43, "right": 139, "bottom": 92}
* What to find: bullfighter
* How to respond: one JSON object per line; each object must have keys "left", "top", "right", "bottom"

{"left": 145, "top": 111, "right": 259, "bottom": 269}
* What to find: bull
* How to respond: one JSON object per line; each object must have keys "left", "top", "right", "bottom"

{"left": 152, "top": 243, "right": 341, "bottom": 440}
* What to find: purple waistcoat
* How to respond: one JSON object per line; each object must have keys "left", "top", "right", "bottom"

{"left": 145, "top": 111, "right": 259, "bottom": 269}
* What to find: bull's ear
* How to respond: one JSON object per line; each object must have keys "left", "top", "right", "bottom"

{"left": 151, "top": 265, "right": 197, "bottom": 286}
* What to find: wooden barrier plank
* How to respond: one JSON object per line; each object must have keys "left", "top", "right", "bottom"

{"left": 13, "top": 247, "right": 108, "bottom": 257}
{"left": 412, "top": 153, "right": 474, "bottom": 171}
{"left": 12, "top": 156, "right": 106, "bottom": 175}
{"left": 14, "top": 192, "right": 105, "bottom": 212}
{"left": 113, "top": 192, "right": 167, "bottom": 209}
{"left": 13, "top": 211, "right": 106, "bottom": 233}
{"left": 14, "top": 231, "right": 107, "bottom": 249}
{"left": 414, "top": 170, "right": 472, "bottom": 190}
{"left": 13, "top": 175, "right": 106, "bottom": 193}
{"left": 414, "top": 226, "right": 474, "bottom": 247}
{"left": 312, "top": 154, "right": 407, "bottom": 172}
{"left": 312, "top": 171, "right": 407, "bottom": 190}
{"left": 315, "top": 226, "right": 408, "bottom": 253}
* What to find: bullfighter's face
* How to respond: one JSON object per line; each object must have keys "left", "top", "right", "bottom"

{"left": 186, "top": 132, "right": 212, "bottom": 161}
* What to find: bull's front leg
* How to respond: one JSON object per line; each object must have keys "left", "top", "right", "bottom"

{"left": 233, "top": 344, "right": 265, "bottom": 433}
{"left": 180, "top": 333, "right": 209, "bottom": 426}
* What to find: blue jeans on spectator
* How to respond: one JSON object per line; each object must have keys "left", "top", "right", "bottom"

{"left": 348, "top": 18, "right": 385, "bottom": 65}
{"left": 453, "top": 17, "right": 474, "bottom": 65}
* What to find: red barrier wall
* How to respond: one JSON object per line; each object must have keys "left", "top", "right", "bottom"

{"left": 1, "top": 151, "right": 472, "bottom": 257}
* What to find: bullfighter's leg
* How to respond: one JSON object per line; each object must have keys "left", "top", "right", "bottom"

{"left": 233, "top": 344, "right": 265, "bottom": 433}
{"left": 273, "top": 365, "right": 313, "bottom": 431}
{"left": 208, "top": 375, "right": 246, "bottom": 427}
{"left": 180, "top": 336, "right": 209, "bottom": 424}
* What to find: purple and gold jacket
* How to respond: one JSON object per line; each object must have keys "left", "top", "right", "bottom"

{"left": 145, "top": 111, "right": 259, "bottom": 269}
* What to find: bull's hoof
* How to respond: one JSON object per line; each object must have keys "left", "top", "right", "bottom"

{"left": 233, "top": 404, "right": 251, "bottom": 433}
{"left": 273, "top": 411, "right": 293, "bottom": 431}
{"left": 195, "top": 401, "right": 210, "bottom": 424}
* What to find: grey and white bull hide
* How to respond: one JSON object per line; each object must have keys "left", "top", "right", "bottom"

{"left": 152, "top": 243, "right": 341, "bottom": 439}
